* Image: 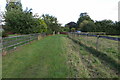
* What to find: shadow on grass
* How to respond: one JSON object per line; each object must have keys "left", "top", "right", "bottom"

{"left": 68, "top": 36, "right": 120, "bottom": 75}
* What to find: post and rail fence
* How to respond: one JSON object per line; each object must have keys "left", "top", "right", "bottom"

{"left": 0, "top": 33, "right": 46, "bottom": 55}
{"left": 68, "top": 32, "right": 120, "bottom": 50}
{"left": 0, "top": 32, "right": 119, "bottom": 55}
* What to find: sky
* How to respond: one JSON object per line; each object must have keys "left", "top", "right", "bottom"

{"left": 0, "top": 0, "right": 119, "bottom": 26}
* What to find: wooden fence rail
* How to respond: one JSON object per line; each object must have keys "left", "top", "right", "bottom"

{"left": 68, "top": 32, "right": 120, "bottom": 50}
{"left": 71, "top": 32, "right": 120, "bottom": 41}
{"left": 1, "top": 33, "right": 46, "bottom": 54}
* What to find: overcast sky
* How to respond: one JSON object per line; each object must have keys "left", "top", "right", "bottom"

{"left": 0, "top": 0, "right": 119, "bottom": 25}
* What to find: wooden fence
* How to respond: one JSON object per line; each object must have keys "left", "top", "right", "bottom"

{"left": 1, "top": 33, "right": 46, "bottom": 55}
{"left": 68, "top": 32, "right": 120, "bottom": 50}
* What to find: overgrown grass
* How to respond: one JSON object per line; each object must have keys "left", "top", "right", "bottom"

{"left": 71, "top": 34, "right": 119, "bottom": 63}
{"left": 68, "top": 34, "right": 119, "bottom": 78}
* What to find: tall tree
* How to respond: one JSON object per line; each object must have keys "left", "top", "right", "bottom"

{"left": 33, "top": 18, "right": 47, "bottom": 33}
{"left": 79, "top": 20, "right": 96, "bottom": 32}
{"left": 6, "top": 2, "right": 22, "bottom": 11}
{"left": 95, "top": 20, "right": 114, "bottom": 34}
{"left": 41, "top": 14, "right": 61, "bottom": 34}
{"left": 4, "top": 9, "right": 37, "bottom": 34}
{"left": 4, "top": 2, "right": 46, "bottom": 34}
{"left": 77, "top": 13, "right": 93, "bottom": 28}
{"left": 65, "top": 22, "right": 77, "bottom": 31}
{"left": 76, "top": 13, "right": 95, "bottom": 32}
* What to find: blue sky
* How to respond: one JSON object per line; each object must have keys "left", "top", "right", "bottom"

{"left": 0, "top": 0, "right": 119, "bottom": 25}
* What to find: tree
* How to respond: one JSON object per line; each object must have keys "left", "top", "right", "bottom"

{"left": 95, "top": 20, "right": 114, "bottom": 34}
{"left": 61, "top": 27, "right": 70, "bottom": 32}
{"left": 71, "top": 28, "right": 76, "bottom": 32}
{"left": 76, "top": 13, "right": 96, "bottom": 32}
{"left": 94, "top": 20, "right": 120, "bottom": 35}
{"left": 4, "top": 1, "right": 48, "bottom": 34}
{"left": 4, "top": 9, "right": 38, "bottom": 34}
{"left": 115, "top": 21, "right": 120, "bottom": 34}
{"left": 33, "top": 18, "right": 47, "bottom": 33}
{"left": 65, "top": 22, "right": 77, "bottom": 31}
{"left": 6, "top": 2, "right": 22, "bottom": 11}
{"left": 41, "top": 14, "right": 61, "bottom": 34}
{"left": 77, "top": 14, "right": 93, "bottom": 28}
{"left": 79, "top": 20, "right": 96, "bottom": 32}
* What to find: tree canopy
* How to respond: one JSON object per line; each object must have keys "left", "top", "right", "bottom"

{"left": 4, "top": 2, "right": 49, "bottom": 35}
{"left": 41, "top": 14, "right": 61, "bottom": 34}
{"left": 64, "top": 12, "right": 120, "bottom": 35}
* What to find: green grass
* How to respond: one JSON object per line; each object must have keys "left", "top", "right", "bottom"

{"left": 2, "top": 34, "right": 119, "bottom": 78}
{"left": 8, "top": 34, "right": 19, "bottom": 37}
{"left": 67, "top": 36, "right": 119, "bottom": 78}
{"left": 71, "top": 34, "right": 119, "bottom": 63}
{"left": 2, "top": 35, "right": 70, "bottom": 78}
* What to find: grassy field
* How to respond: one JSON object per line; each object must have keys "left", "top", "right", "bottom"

{"left": 2, "top": 34, "right": 119, "bottom": 78}
{"left": 70, "top": 34, "right": 119, "bottom": 63}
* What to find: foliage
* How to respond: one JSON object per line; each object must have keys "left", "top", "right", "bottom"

{"left": 71, "top": 28, "right": 76, "bottom": 32}
{"left": 75, "top": 13, "right": 120, "bottom": 34}
{"left": 65, "top": 22, "right": 77, "bottom": 30}
{"left": 41, "top": 14, "right": 61, "bottom": 34}
{"left": 4, "top": 9, "right": 37, "bottom": 34}
{"left": 79, "top": 20, "right": 96, "bottom": 32}
{"left": 2, "top": 30, "right": 8, "bottom": 37}
{"left": 75, "top": 13, "right": 96, "bottom": 32}
{"left": 77, "top": 15, "right": 93, "bottom": 28}
{"left": 38, "top": 19, "right": 47, "bottom": 33}
{"left": 4, "top": 2, "right": 48, "bottom": 34}
{"left": 61, "top": 27, "right": 70, "bottom": 32}
{"left": 95, "top": 20, "right": 120, "bottom": 35}
{"left": 6, "top": 2, "right": 22, "bottom": 11}
{"left": 33, "top": 18, "right": 47, "bottom": 33}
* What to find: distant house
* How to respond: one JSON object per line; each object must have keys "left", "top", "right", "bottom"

{"left": 65, "top": 22, "right": 77, "bottom": 29}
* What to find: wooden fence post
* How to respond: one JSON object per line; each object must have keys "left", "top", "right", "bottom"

{"left": 96, "top": 35, "right": 100, "bottom": 50}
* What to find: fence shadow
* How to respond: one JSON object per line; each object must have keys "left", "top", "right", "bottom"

{"left": 68, "top": 36, "right": 120, "bottom": 75}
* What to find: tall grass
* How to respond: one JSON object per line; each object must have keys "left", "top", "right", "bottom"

{"left": 68, "top": 34, "right": 119, "bottom": 77}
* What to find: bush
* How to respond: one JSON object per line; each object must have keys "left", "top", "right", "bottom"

{"left": 2, "top": 31, "right": 8, "bottom": 37}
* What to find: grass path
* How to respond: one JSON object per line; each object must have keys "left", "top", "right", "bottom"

{"left": 3, "top": 35, "right": 70, "bottom": 78}
{"left": 2, "top": 34, "right": 119, "bottom": 78}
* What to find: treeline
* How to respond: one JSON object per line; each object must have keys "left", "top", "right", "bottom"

{"left": 65, "top": 13, "right": 120, "bottom": 35}
{"left": 2, "top": 2, "right": 120, "bottom": 36}
{"left": 3, "top": 2, "right": 61, "bottom": 37}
